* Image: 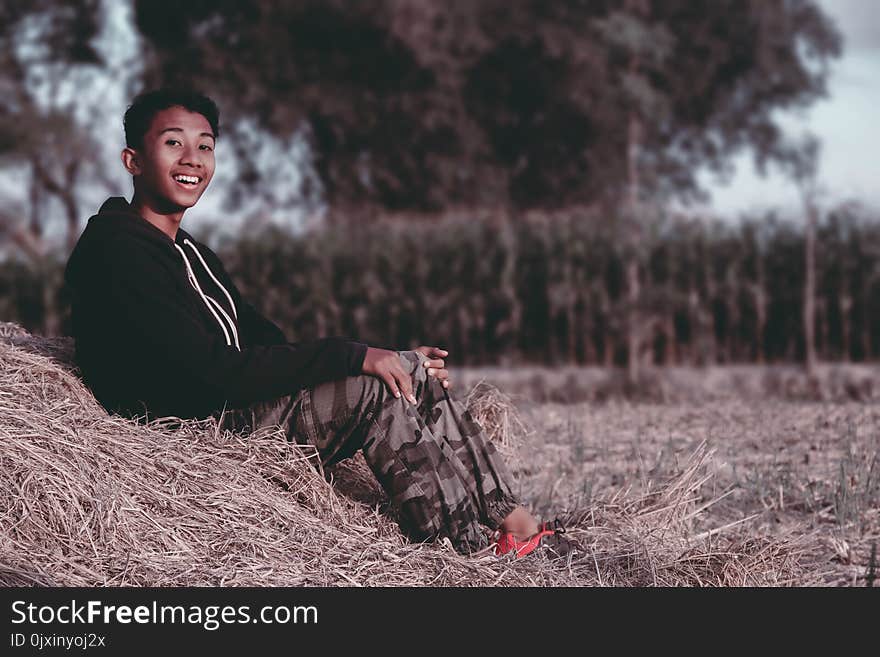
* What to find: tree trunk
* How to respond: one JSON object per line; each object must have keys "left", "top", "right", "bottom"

{"left": 62, "top": 161, "right": 82, "bottom": 252}
{"left": 626, "top": 256, "right": 640, "bottom": 381}
{"left": 39, "top": 258, "right": 61, "bottom": 337}
{"left": 686, "top": 283, "right": 698, "bottom": 366}
{"left": 625, "top": 110, "right": 642, "bottom": 384}
{"left": 725, "top": 266, "right": 740, "bottom": 362}
{"left": 840, "top": 293, "right": 852, "bottom": 361}
{"left": 753, "top": 260, "right": 767, "bottom": 364}
{"left": 598, "top": 284, "right": 614, "bottom": 368}
{"left": 491, "top": 207, "right": 521, "bottom": 363}
{"left": 29, "top": 162, "right": 43, "bottom": 240}
{"left": 860, "top": 286, "right": 871, "bottom": 361}
{"left": 803, "top": 198, "right": 818, "bottom": 376}
{"left": 30, "top": 156, "right": 82, "bottom": 252}
{"left": 664, "top": 312, "right": 676, "bottom": 365}
{"left": 582, "top": 310, "right": 598, "bottom": 364}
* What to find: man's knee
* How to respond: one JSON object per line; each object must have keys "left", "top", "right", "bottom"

{"left": 349, "top": 372, "right": 388, "bottom": 409}
{"left": 345, "top": 351, "right": 429, "bottom": 412}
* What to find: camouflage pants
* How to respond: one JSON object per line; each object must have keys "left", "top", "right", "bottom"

{"left": 222, "top": 350, "right": 520, "bottom": 554}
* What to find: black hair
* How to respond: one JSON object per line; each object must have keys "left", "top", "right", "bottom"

{"left": 123, "top": 88, "right": 220, "bottom": 150}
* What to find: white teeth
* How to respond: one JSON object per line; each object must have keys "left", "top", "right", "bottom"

{"left": 173, "top": 174, "right": 200, "bottom": 184}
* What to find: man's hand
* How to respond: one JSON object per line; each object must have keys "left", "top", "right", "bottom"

{"left": 414, "top": 345, "right": 452, "bottom": 390}
{"left": 362, "top": 347, "right": 418, "bottom": 404}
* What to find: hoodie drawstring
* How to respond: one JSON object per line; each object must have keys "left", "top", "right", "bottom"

{"left": 183, "top": 239, "right": 238, "bottom": 321}
{"left": 174, "top": 242, "right": 241, "bottom": 351}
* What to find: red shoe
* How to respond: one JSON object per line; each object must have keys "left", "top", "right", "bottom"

{"left": 493, "top": 520, "right": 575, "bottom": 558}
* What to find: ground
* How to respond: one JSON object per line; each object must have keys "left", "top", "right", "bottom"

{"left": 457, "top": 366, "right": 880, "bottom": 586}
{"left": 2, "top": 326, "right": 876, "bottom": 586}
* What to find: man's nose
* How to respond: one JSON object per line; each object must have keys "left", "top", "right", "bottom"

{"left": 179, "top": 144, "right": 203, "bottom": 167}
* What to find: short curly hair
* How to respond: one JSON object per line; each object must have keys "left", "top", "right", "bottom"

{"left": 124, "top": 88, "right": 220, "bottom": 150}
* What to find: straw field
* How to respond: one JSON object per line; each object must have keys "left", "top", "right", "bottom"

{"left": 1, "top": 322, "right": 875, "bottom": 586}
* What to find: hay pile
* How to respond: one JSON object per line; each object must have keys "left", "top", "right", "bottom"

{"left": 0, "top": 324, "right": 807, "bottom": 586}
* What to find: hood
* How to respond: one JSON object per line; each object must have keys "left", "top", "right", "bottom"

{"left": 65, "top": 197, "right": 189, "bottom": 288}
{"left": 64, "top": 196, "right": 242, "bottom": 352}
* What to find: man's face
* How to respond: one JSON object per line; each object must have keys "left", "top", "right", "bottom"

{"left": 131, "top": 105, "right": 216, "bottom": 211}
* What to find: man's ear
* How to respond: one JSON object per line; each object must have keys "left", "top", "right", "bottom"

{"left": 121, "top": 147, "right": 142, "bottom": 176}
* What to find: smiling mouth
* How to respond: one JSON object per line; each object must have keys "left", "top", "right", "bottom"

{"left": 172, "top": 174, "right": 202, "bottom": 189}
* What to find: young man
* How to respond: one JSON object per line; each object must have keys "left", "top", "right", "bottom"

{"left": 65, "top": 88, "right": 573, "bottom": 558}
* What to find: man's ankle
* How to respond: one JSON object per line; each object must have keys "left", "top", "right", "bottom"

{"left": 500, "top": 506, "right": 539, "bottom": 539}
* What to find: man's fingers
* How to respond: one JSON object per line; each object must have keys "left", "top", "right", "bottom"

{"left": 382, "top": 374, "right": 401, "bottom": 399}
{"left": 426, "top": 368, "right": 452, "bottom": 390}
{"left": 416, "top": 346, "right": 449, "bottom": 358}
{"left": 394, "top": 366, "right": 417, "bottom": 404}
{"left": 422, "top": 358, "right": 445, "bottom": 369}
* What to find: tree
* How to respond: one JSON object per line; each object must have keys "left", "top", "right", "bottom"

{"left": 0, "top": 0, "right": 125, "bottom": 336}
{"left": 130, "top": 0, "right": 841, "bottom": 214}
{"left": 0, "top": 0, "right": 112, "bottom": 255}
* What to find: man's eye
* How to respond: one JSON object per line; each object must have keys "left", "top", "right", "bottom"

{"left": 165, "top": 139, "right": 181, "bottom": 146}
{"left": 200, "top": 144, "right": 213, "bottom": 151}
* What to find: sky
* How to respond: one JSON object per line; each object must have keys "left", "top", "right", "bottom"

{"left": 700, "top": 0, "right": 880, "bottom": 218}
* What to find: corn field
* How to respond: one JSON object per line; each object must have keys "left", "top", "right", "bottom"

{"left": 2, "top": 205, "right": 879, "bottom": 366}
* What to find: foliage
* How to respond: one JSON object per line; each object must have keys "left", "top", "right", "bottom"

{"left": 0, "top": 0, "right": 119, "bottom": 253}
{"left": 130, "top": 0, "right": 841, "bottom": 211}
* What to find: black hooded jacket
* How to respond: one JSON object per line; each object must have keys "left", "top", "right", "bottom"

{"left": 65, "top": 197, "right": 368, "bottom": 420}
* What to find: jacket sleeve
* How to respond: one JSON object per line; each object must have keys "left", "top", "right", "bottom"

{"left": 98, "top": 239, "right": 367, "bottom": 406}
{"left": 237, "top": 300, "right": 288, "bottom": 346}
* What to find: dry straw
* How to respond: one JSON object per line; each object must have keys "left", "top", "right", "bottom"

{"left": 0, "top": 323, "right": 807, "bottom": 586}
